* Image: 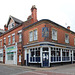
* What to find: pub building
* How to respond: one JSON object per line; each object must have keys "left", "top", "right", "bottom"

{"left": 0, "top": 5, "right": 75, "bottom": 67}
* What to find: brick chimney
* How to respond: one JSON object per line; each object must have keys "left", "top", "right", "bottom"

{"left": 4, "top": 24, "right": 8, "bottom": 31}
{"left": 31, "top": 5, "right": 37, "bottom": 23}
{"left": 67, "top": 26, "right": 70, "bottom": 30}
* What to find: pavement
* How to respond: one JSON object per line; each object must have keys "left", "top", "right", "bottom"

{"left": 0, "top": 63, "right": 75, "bottom": 75}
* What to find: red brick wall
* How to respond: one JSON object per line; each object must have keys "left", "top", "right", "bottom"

{"left": 23, "top": 21, "right": 75, "bottom": 47}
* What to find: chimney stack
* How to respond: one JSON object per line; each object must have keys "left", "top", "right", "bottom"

{"left": 31, "top": 5, "right": 37, "bottom": 23}
{"left": 4, "top": 24, "right": 8, "bottom": 31}
{"left": 67, "top": 26, "right": 70, "bottom": 30}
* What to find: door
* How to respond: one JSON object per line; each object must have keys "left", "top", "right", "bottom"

{"left": 14, "top": 52, "right": 16, "bottom": 64}
{"left": 42, "top": 52, "right": 49, "bottom": 67}
{"left": 26, "top": 54, "right": 29, "bottom": 66}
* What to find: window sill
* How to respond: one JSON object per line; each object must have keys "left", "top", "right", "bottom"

{"left": 52, "top": 39, "right": 58, "bottom": 42}
{"left": 12, "top": 42, "right": 15, "bottom": 44}
{"left": 29, "top": 40, "right": 38, "bottom": 43}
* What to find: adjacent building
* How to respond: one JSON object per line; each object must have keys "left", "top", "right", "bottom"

{"left": 0, "top": 5, "right": 75, "bottom": 67}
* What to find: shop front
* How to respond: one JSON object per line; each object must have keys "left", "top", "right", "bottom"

{"left": 24, "top": 42, "right": 75, "bottom": 67}
{"left": 5, "top": 45, "right": 17, "bottom": 65}
{"left": 0, "top": 49, "right": 3, "bottom": 62}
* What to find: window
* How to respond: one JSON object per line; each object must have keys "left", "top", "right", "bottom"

{"left": 8, "top": 37, "right": 11, "bottom": 45}
{"left": 12, "top": 35, "right": 15, "bottom": 44}
{"left": 29, "top": 29, "right": 38, "bottom": 42}
{"left": 0, "top": 40, "right": 2, "bottom": 47}
{"left": 7, "top": 52, "right": 13, "bottom": 60}
{"left": 51, "top": 47, "right": 61, "bottom": 62}
{"left": 0, "top": 41, "right": 2, "bottom": 47}
{"left": 8, "top": 23, "right": 14, "bottom": 30}
{"left": 4, "top": 39, "right": 6, "bottom": 44}
{"left": 74, "top": 38, "right": 75, "bottom": 45}
{"left": 0, "top": 53, "right": 3, "bottom": 61}
{"left": 65, "top": 34, "right": 69, "bottom": 43}
{"left": 29, "top": 31, "right": 33, "bottom": 41}
{"left": 52, "top": 29, "right": 57, "bottom": 40}
{"left": 30, "top": 48, "right": 40, "bottom": 62}
{"left": 62, "top": 49, "right": 69, "bottom": 61}
{"left": 34, "top": 29, "right": 37, "bottom": 40}
{"left": 19, "top": 33, "right": 22, "bottom": 42}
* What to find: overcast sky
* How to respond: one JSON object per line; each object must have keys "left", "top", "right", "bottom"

{"left": 0, "top": 0, "right": 75, "bottom": 32}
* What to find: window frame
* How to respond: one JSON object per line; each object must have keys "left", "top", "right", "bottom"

{"left": 52, "top": 28, "right": 57, "bottom": 41}
{"left": 12, "top": 35, "right": 15, "bottom": 44}
{"left": 8, "top": 35, "right": 11, "bottom": 45}
{"left": 29, "top": 29, "right": 38, "bottom": 42}
{"left": 65, "top": 33, "right": 69, "bottom": 43}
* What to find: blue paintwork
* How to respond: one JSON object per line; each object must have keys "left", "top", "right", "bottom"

{"left": 42, "top": 52, "right": 49, "bottom": 67}
{"left": 27, "top": 54, "right": 29, "bottom": 66}
{"left": 42, "top": 27, "right": 49, "bottom": 37}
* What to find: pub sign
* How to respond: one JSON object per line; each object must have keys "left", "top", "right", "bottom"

{"left": 42, "top": 27, "right": 49, "bottom": 37}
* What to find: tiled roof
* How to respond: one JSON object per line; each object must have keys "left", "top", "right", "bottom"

{"left": 11, "top": 16, "right": 23, "bottom": 24}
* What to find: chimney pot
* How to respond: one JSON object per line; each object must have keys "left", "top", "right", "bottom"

{"left": 67, "top": 26, "right": 70, "bottom": 30}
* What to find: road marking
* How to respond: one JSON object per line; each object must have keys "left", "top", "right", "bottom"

{"left": 31, "top": 72, "right": 47, "bottom": 75}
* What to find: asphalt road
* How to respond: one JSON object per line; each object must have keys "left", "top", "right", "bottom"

{"left": 0, "top": 63, "right": 75, "bottom": 75}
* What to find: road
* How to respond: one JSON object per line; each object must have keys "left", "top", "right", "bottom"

{"left": 0, "top": 63, "right": 75, "bottom": 75}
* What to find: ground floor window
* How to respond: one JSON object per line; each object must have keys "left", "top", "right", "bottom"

{"left": 30, "top": 47, "right": 40, "bottom": 62}
{"left": 7, "top": 52, "right": 14, "bottom": 60}
{"left": 62, "top": 49, "right": 69, "bottom": 61}
{"left": 0, "top": 53, "right": 3, "bottom": 61}
{"left": 51, "top": 47, "right": 61, "bottom": 62}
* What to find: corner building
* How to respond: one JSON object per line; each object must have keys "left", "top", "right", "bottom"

{"left": 0, "top": 5, "right": 75, "bottom": 67}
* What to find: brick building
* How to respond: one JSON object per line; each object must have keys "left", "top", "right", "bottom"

{"left": 0, "top": 5, "right": 75, "bottom": 67}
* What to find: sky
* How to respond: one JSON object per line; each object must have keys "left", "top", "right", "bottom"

{"left": 0, "top": 0, "right": 75, "bottom": 32}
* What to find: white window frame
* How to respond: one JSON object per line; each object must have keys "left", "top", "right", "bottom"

{"left": 52, "top": 29, "right": 57, "bottom": 40}
{"left": 12, "top": 35, "right": 15, "bottom": 44}
{"left": 19, "top": 33, "right": 22, "bottom": 42}
{"left": 8, "top": 22, "right": 14, "bottom": 30}
{"left": 29, "top": 31, "right": 33, "bottom": 42}
{"left": 4, "top": 38, "right": 6, "bottom": 44}
{"left": 65, "top": 34, "right": 69, "bottom": 43}
{"left": 18, "top": 30, "right": 22, "bottom": 42}
{"left": 0, "top": 39, "right": 2, "bottom": 47}
{"left": 34, "top": 29, "right": 38, "bottom": 41}
{"left": 8, "top": 35, "right": 11, "bottom": 45}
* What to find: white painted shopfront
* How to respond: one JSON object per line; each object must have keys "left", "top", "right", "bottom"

{"left": 24, "top": 42, "right": 75, "bottom": 67}
{"left": 5, "top": 44, "right": 17, "bottom": 65}
{"left": 0, "top": 49, "right": 3, "bottom": 62}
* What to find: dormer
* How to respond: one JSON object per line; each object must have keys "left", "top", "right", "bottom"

{"left": 6, "top": 15, "right": 23, "bottom": 30}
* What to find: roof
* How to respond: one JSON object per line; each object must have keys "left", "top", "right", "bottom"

{"left": 0, "top": 29, "right": 5, "bottom": 33}
{"left": 11, "top": 16, "right": 23, "bottom": 24}
{"left": 7, "top": 15, "right": 23, "bottom": 26}
{"left": 23, "top": 19, "right": 75, "bottom": 34}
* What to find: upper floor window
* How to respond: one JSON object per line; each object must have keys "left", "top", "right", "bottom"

{"left": 29, "top": 29, "right": 38, "bottom": 42}
{"left": 8, "top": 23, "right": 14, "bottom": 30}
{"left": 52, "top": 29, "right": 57, "bottom": 40}
{"left": 0, "top": 39, "right": 2, "bottom": 47}
{"left": 34, "top": 29, "right": 37, "bottom": 41}
{"left": 19, "top": 33, "right": 22, "bottom": 42}
{"left": 29, "top": 31, "right": 33, "bottom": 42}
{"left": 8, "top": 36, "right": 11, "bottom": 45}
{"left": 12, "top": 35, "right": 15, "bottom": 44}
{"left": 4, "top": 38, "right": 6, "bottom": 44}
{"left": 74, "top": 38, "right": 75, "bottom": 45}
{"left": 65, "top": 34, "right": 69, "bottom": 43}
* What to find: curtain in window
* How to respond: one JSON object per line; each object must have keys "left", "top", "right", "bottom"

{"left": 52, "top": 29, "right": 57, "bottom": 40}
{"left": 29, "top": 31, "right": 33, "bottom": 41}
{"left": 34, "top": 30, "right": 37, "bottom": 40}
